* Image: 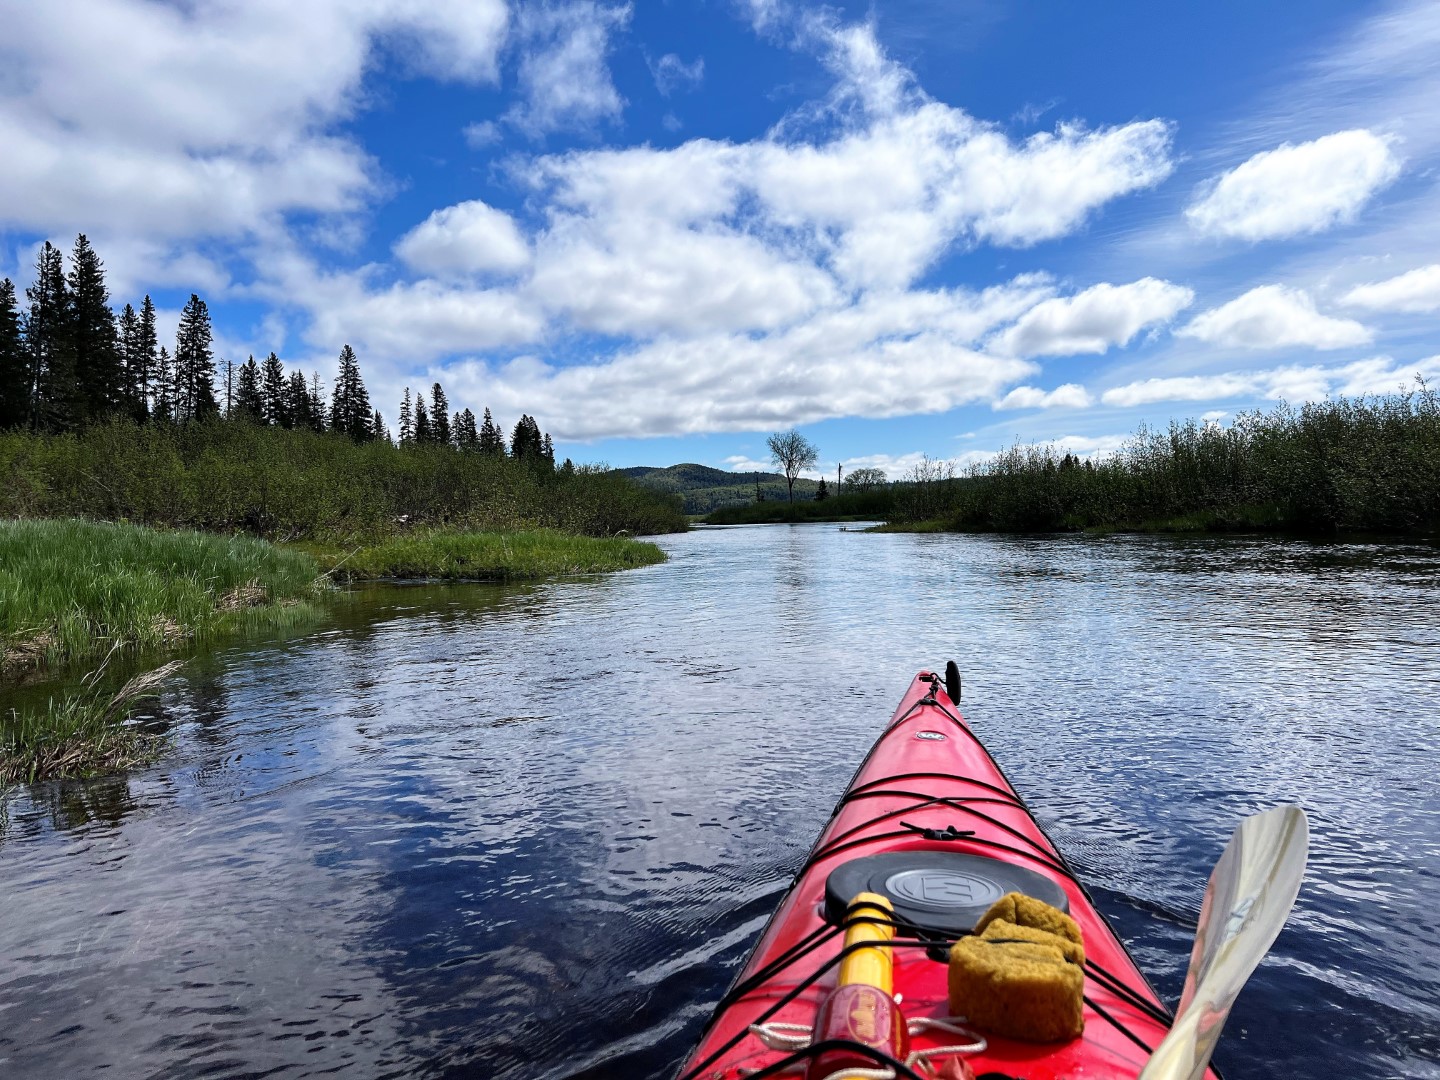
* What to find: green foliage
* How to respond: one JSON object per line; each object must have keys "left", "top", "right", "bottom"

{"left": 924, "top": 388, "right": 1440, "bottom": 535}
{"left": 0, "top": 519, "right": 325, "bottom": 678}
{"left": 302, "top": 529, "right": 666, "bottom": 581}
{"left": 621, "top": 463, "right": 820, "bottom": 512}
{"left": 0, "top": 277, "right": 26, "bottom": 429}
{"left": 705, "top": 487, "right": 893, "bottom": 524}
{"left": 0, "top": 419, "right": 688, "bottom": 542}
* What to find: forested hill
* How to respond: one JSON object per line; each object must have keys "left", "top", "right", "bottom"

{"left": 620, "top": 463, "right": 819, "bottom": 514}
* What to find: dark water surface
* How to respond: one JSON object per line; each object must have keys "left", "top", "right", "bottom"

{"left": 3, "top": 526, "right": 1439, "bottom": 1079}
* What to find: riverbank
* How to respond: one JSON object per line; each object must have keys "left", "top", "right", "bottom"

{"left": 884, "top": 388, "right": 1440, "bottom": 536}
{"left": 1, "top": 519, "right": 667, "bottom": 782}
{"left": 703, "top": 489, "right": 892, "bottom": 524}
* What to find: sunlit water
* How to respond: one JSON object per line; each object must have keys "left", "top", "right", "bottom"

{"left": 3, "top": 526, "right": 1439, "bottom": 1079}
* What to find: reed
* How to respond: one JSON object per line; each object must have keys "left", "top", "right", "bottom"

{"left": 302, "top": 529, "right": 668, "bottom": 581}
{"left": 0, "top": 519, "right": 326, "bottom": 677}
{"left": 1, "top": 660, "right": 185, "bottom": 783}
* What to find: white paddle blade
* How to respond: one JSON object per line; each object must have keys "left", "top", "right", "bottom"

{"left": 1138, "top": 805, "right": 1309, "bottom": 1080}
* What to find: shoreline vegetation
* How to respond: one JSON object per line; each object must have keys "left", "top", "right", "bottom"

{"left": 706, "top": 389, "right": 1439, "bottom": 538}
{"left": 1, "top": 518, "right": 668, "bottom": 783}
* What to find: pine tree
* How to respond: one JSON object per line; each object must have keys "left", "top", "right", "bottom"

{"left": 815, "top": 477, "right": 829, "bottom": 501}
{"left": 68, "top": 234, "right": 122, "bottom": 424}
{"left": 153, "top": 346, "right": 174, "bottom": 422}
{"left": 234, "top": 355, "right": 263, "bottom": 421}
{"left": 0, "top": 278, "right": 28, "bottom": 429}
{"left": 398, "top": 388, "right": 413, "bottom": 444}
{"left": 308, "top": 372, "right": 327, "bottom": 433}
{"left": 414, "top": 391, "right": 431, "bottom": 444}
{"left": 372, "top": 409, "right": 389, "bottom": 444}
{"left": 478, "top": 407, "right": 504, "bottom": 456}
{"left": 261, "top": 352, "right": 288, "bottom": 427}
{"left": 430, "top": 382, "right": 451, "bottom": 446}
{"left": 174, "top": 293, "right": 218, "bottom": 420}
{"left": 286, "top": 370, "right": 312, "bottom": 430}
{"left": 117, "top": 302, "right": 146, "bottom": 420}
{"left": 541, "top": 432, "right": 555, "bottom": 468}
{"left": 329, "top": 344, "right": 372, "bottom": 441}
{"left": 137, "top": 295, "right": 158, "bottom": 417}
{"left": 26, "top": 241, "right": 77, "bottom": 432}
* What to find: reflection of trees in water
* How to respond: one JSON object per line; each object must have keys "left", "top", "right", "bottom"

{"left": 33, "top": 775, "right": 137, "bottom": 834}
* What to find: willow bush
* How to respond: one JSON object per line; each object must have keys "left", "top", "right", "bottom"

{"left": 0, "top": 419, "right": 687, "bottom": 539}
{"left": 908, "top": 387, "right": 1440, "bottom": 534}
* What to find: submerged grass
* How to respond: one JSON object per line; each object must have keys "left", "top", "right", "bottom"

{"left": 1, "top": 660, "right": 185, "bottom": 784}
{"left": 300, "top": 529, "right": 668, "bottom": 581}
{"left": 0, "top": 518, "right": 327, "bottom": 678}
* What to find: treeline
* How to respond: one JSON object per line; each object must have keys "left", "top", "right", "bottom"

{"left": 0, "top": 421, "right": 686, "bottom": 539}
{"left": 0, "top": 234, "right": 561, "bottom": 468}
{"left": 900, "top": 388, "right": 1440, "bottom": 534}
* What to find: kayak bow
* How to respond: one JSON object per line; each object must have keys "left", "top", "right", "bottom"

{"left": 676, "top": 669, "right": 1221, "bottom": 1080}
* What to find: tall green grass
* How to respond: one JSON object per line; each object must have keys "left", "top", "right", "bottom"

{"left": 0, "top": 519, "right": 325, "bottom": 676}
{"left": 302, "top": 529, "right": 667, "bottom": 581}
{"left": 0, "top": 419, "right": 688, "bottom": 539}
{"left": 910, "top": 388, "right": 1440, "bottom": 534}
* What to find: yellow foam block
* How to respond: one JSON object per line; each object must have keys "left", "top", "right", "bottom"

{"left": 947, "top": 893, "right": 1085, "bottom": 1043}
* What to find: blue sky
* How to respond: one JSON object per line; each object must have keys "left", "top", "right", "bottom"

{"left": 3, "top": 0, "right": 1438, "bottom": 478}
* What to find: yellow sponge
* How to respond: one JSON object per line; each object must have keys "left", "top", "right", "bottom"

{"left": 947, "top": 893, "right": 1085, "bottom": 1043}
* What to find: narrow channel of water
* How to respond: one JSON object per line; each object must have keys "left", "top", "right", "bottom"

{"left": 2, "top": 526, "right": 1438, "bottom": 1079}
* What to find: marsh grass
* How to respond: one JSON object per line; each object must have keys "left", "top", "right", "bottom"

{"left": 300, "top": 529, "right": 668, "bottom": 581}
{"left": 1, "top": 519, "right": 326, "bottom": 677}
{"left": 1, "top": 659, "right": 185, "bottom": 784}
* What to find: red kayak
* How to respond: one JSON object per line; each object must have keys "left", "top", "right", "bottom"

{"left": 676, "top": 668, "right": 1216, "bottom": 1080}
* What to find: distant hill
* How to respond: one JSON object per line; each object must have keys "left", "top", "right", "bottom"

{"left": 619, "top": 463, "right": 820, "bottom": 514}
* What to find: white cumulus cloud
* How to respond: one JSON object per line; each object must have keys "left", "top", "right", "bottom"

{"left": 1184, "top": 130, "right": 1402, "bottom": 241}
{"left": 1177, "top": 285, "right": 1373, "bottom": 349}
{"left": 505, "top": 2, "right": 631, "bottom": 137}
{"left": 989, "top": 278, "right": 1193, "bottom": 358}
{"left": 394, "top": 201, "right": 530, "bottom": 278}
{"left": 993, "top": 384, "right": 1094, "bottom": 410}
{"left": 1100, "top": 355, "right": 1440, "bottom": 408}
{"left": 1341, "top": 263, "right": 1440, "bottom": 313}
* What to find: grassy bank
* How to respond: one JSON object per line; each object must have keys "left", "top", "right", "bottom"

{"left": 302, "top": 529, "right": 667, "bottom": 581}
{"left": 1, "top": 519, "right": 326, "bottom": 678}
{"left": 889, "top": 389, "right": 1440, "bottom": 535}
{"left": 704, "top": 489, "right": 893, "bottom": 524}
{"left": 0, "top": 419, "right": 687, "bottom": 539}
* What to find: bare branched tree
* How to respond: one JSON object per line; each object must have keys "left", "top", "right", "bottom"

{"left": 767, "top": 429, "right": 819, "bottom": 502}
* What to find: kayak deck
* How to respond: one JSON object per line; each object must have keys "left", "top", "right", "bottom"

{"left": 677, "top": 671, "right": 1210, "bottom": 1080}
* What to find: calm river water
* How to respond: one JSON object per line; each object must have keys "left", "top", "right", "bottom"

{"left": 2, "top": 525, "right": 1438, "bottom": 1079}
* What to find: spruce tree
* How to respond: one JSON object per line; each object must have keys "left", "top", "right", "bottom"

{"left": 117, "top": 302, "right": 145, "bottom": 420}
{"left": 455, "top": 408, "right": 478, "bottom": 449}
{"left": 153, "top": 346, "right": 174, "bottom": 421}
{"left": 308, "top": 372, "right": 327, "bottom": 433}
{"left": 68, "top": 234, "right": 121, "bottom": 424}
{"left": 137, "top": 295, "right": 158, "bottom": 416}
{"left": 430, "top": 382, "right": 451, "bottom": 445}
{"left": 329, "top": 344, "right": 372, "bottom": 441}
{"left": 174, "top": 293, "right": 218, "bottom": 420}
{"left": 478, "top": 407, "right": 504, "bottom": 456}
{"left": 541, "top": 432, "right": 555, "bottom": 468}
{"left": 510, "top": 414, "right": 543, "bottom": 461}
{"left": 815, "top": 477, "right": 829, "bottom": 501}
{"left": 286, "top": 369, "right": 311, "bottom": 430}
{"left": 261, "top": 352, "right": 288, "bottom": 427}
{"left": 0, "top": 278, "right": 28, "bottom": 429}
{"left": 398, "top": 388, "right": 413, "bottom": 444}
{"left": 26, "top": 241, "right": 77, "bottom": 432}
{"left": 414, "top": 391, "right": 431, "bottom": 444}
{"left": 372, "top": 409, "right": 389, "bottom": 444}
{"left": 234, "top": 355, "right": 263, "bottom": 421}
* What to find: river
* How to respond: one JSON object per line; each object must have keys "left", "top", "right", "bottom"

{"left": 2, "top": 525, "right": 1438, "bottom": 1079}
